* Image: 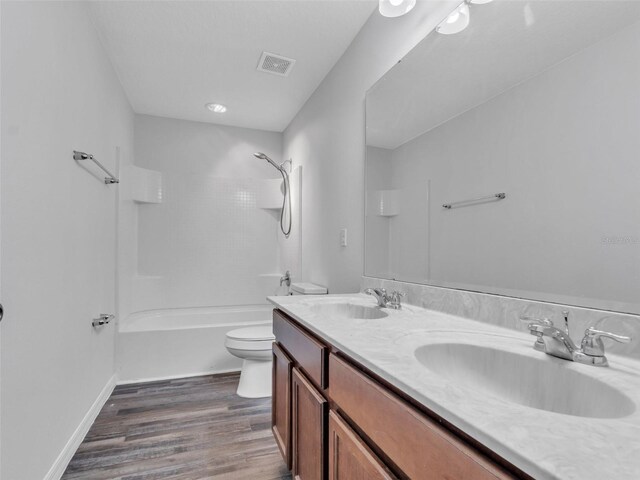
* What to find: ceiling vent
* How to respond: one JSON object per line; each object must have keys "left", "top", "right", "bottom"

{"left": 257, "top": 51, "right": 296, "bottom": 77}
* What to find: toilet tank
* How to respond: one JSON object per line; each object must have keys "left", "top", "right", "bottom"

{"left": 290, "top": 282, "right": 328, "bottom": 295}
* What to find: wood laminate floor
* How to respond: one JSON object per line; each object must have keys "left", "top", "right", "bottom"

{"left": 62, "top": 373, "right": 291, "bottom": 480}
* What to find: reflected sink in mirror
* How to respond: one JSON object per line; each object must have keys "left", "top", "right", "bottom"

{"left": 311, "top": 302, "right": 388, "bottom": 320}
{"left": 414, "top": 343, "right": 635, "bottom": 419}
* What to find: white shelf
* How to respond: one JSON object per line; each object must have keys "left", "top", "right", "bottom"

{"left": 129, "top": 166, "right": 163, "bottom": 204}
{"left": 257, "top": 178, "right": 283, "bottom": 209}
{"left": 372, "top": 189, "right": 400, "bottom": 217}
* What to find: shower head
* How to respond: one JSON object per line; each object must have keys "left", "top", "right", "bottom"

{"left": 254, "top": 152, "right": 283, "bottom": 171}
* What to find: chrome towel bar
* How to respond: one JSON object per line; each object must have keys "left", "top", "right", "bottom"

{"left": 443, "top": 192, "right": 506, "bottom": 209}
{"left": 73, "top": 150, "right": 119, "bottom": 184}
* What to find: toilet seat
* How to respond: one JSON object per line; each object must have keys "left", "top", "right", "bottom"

{"left": 225, "top": 326, "right": 274, "bottom": 351}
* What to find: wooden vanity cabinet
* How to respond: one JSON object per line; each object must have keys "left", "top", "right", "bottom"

{"left": 273, "top": 309, "right": 329, "bottom": 479}
{"left": 272, "top": 309, "right": 525, "bottom": 480}
{"left": 329, "top": 354, "right": 512, "bottom": 480}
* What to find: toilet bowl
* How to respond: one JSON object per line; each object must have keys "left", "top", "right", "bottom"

{"left": 225, "top": 325, "right": 275, "bottom": 398}
{"left": 224, "top": 282, "right": 327, "bottom": 398}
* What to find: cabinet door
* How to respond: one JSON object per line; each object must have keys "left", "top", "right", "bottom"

{"left": 292, "top": 367, "right": 327, "bottom": 480}
{"left": 273, "top": 342, "right": 293, "bottom": 468}
{"left": 328, "top": 411, "right": 397, "bottom": 480}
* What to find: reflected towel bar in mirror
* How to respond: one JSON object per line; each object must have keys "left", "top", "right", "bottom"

{"left": 442, "top": 192, "right": 506, "bottom": 209}
{"left": 73, "top": 150, "right": 119, "bottom": 184}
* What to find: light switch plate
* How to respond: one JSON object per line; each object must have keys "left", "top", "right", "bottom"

{"left": 340, "top": 228, "right": 347, "bottom": 247}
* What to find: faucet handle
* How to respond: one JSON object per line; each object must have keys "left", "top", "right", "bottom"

{"left": 581, "top": 327, "right": 632, "bottom": 357}
{"left": 389, "top": 290, "right": 405, "bottom": 302}
{"left": 519, "top": 315, "right": 553, "bottom": 327}
{"left": 365, "top": 287, "right": 386, "bottom": 296}
{"left": 387, "top": 291, "right": 405, "bottom": 309}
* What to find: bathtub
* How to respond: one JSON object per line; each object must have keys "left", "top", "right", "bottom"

{"left": 117, "top": 305, "right": 273, "bottom": 383}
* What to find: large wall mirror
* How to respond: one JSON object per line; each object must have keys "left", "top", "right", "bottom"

{"left": 365, "top": 0, "right": 640, "bottom": 314}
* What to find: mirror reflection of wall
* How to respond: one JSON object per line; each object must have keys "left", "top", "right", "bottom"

{"left": 365, "top": 1, "right": 640, "bottom": 314}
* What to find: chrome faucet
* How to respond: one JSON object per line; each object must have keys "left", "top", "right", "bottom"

{"left": 521, "top": 311, "right": 631, "bottom": 367}
{"left": 280, "top": 270, "right": 291, "bottom": 287}
{"left": 364, "top": 288, "right": 405, "bottom": 309}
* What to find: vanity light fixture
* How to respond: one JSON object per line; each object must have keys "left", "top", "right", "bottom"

{"left": 436, "top": 2, "right": 471, "bottom": 35}
{"left": 379, "top": 0, "right": 416, "bottom": 18}
{"left": 205, "top": 103, "right": 227, "bottom": 113}
{"left": 436, "top": 0, "right": 493, "bottom": 35}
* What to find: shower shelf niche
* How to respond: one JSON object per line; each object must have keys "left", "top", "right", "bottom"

{"left": 371, "top": 189, "right": 400, "bottom": 217}
{"left": 129, "top": 166, "right": 163, "bottom": 204}
{"left": 257, "top": 178, "right": 284, "bottom": 210}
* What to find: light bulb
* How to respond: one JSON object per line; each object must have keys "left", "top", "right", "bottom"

{"left": 205, "top": 103, "right": 227, "bottom": 113}
{"left": 379, "top": 0, "right": 416, "bottom": 18}
{"left": 447, "top": 10, "right": 461, "bottom": 24}
{"left": 436, "top": 2, "right": 470, "bottom": 35}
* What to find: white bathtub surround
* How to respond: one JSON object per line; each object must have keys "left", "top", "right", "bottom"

{"left": 117, "top": 306, "right": 272, "bottom": 383}
{"left": 118, "top": 114, "right": 288, "bottom": 318}
{"left": 363, "top": 277, "right": 640, "bottom": 360}
{"left": 115, "top": 114, "right": 300, "bottom": 385}
{"left": 269, "top": 294, "right": 640, "bottom": 480}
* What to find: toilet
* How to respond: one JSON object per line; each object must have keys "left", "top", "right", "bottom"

{"left": 289, "top": 282, "right": 328, "bottom": 296}
{"left": 224, "top": 281, "right": 327, "bottom": 398}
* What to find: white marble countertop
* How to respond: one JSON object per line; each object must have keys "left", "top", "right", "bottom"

{"left": 268, "top": 293, "right": 640, "bottom": 480}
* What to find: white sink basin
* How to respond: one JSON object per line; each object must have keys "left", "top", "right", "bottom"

{"left": 311, "top": 302, "right": 388, "bottom": 320}
{"left": 415, "top": 343, "right": 635, "bottom": 419}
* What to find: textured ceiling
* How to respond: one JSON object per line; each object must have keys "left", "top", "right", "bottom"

{"left": 89, "top": 0, "right": 377, "bottom": 132}
{"left": 367, "top": 0, "right": 640, "bottom": 149}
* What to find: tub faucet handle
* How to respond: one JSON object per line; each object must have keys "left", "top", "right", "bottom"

{"left": 92, "top": 314, "right": 114, "bottom": 328}
{"left": 280, "top": 270, "right": 291, "bottom": 287}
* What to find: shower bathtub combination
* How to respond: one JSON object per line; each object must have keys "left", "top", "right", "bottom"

{"left": 117, "top": 305, "right": 273, "bottom": 383}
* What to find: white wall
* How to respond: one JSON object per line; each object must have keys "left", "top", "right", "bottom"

{"left": 283, "top": 1, "right": 458, "bottom": 293}
{"left": 0, "top": 2, "right": 134, "bottom": 479}
{"left": 124, "top": 115, "right": 287, "bottom": 314}
{"left": 373, "top": 19, "right": 640, "bottom": 313}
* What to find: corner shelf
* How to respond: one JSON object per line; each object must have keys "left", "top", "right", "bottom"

{"left": 371, "top": 189, "right": 400, "bottom": 217}
{"left": 129, "top": 166, "right": 163, "bottom": 204}
{"left": 257, "top": 178, "right": 284, "bottom": 210}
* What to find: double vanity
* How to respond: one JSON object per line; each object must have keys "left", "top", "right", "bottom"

{"left": 268, "top": 294, "right": 640, "bottom": 480}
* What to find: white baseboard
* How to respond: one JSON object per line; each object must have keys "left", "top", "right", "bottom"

{"left": 116, "top": 368, "right": 240, "bottom": 386}
{"left": 44, "top": 374, "right": 117, "bottom": 480}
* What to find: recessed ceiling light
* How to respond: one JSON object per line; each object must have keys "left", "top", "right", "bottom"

{"left": 379, "top": 0, "right": 416, "bottom": 18}
{"left": 205, "top": 103, "right": 227, "bottom": 113}
{"left": 470, "top": 0, "right": 493, "bottom": 4}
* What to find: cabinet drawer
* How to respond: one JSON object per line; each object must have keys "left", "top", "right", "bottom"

{"left": 329, "top": 410, "right": 397, "bottom": 480}
{"left": 328, "top": 354, "right": 514, "bottom": 480}
{"left": 273, "top": 310, "right": 328, "bottom": 389}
